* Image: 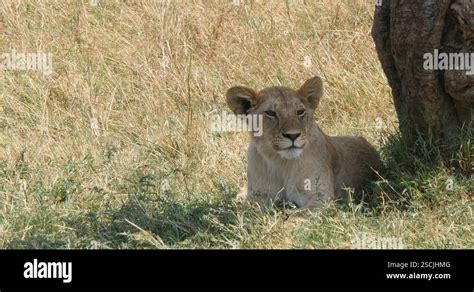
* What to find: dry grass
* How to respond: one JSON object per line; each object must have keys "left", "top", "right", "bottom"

{"left": 0, "top": 0, "right": 471, "bottom": 249}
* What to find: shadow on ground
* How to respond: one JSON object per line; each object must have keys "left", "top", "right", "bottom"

{"left": 98, "top": 188, "right": 239, "bottom": 248}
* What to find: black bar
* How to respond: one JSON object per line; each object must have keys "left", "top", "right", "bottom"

{"left": 0, "top": 250, "right": 471, "bottom": 290}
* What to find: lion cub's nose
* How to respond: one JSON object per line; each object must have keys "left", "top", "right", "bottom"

{"left": 282, "top": 132, "right": 301, "bottom": 142}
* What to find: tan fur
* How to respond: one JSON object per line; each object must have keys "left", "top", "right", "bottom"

{"left": 226, "top": 76, "right": 382, "bottom": 209}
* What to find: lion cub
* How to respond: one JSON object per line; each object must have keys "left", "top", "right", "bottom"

{"left": 226, "top": 76, "right": 382, "bottom": 209}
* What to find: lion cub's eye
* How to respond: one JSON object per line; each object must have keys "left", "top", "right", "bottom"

{"left": 297, "top": 109, "right": 306, "bottom": 117}
{"left": 264, "top": 110, "right": 277, "bottom": 118}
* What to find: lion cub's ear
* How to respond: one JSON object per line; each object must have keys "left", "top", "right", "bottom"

{"left": 226, "top": 86, "right": 259, "bottom": 115}
{"left": 298, "top": 76, "right": 324, "bottom": 110}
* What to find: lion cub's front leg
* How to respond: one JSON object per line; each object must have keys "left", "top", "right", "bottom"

{"left": 285, "top": 171, "right": 335, "bottom": 208}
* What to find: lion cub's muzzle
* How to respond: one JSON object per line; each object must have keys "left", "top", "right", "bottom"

{"left": 273, "top": 132, "right": 306, "bottom": 150}
{"left": 273, "top": 132, "right": 307, "bottom": 159}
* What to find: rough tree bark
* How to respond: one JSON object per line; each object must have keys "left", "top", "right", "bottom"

{"left": 372, "top": 0, "right": 473, "bottom": 156}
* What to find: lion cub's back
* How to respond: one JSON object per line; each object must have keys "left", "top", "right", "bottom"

{"left": 330, "top": 136, "right": 382, "bottom": 195}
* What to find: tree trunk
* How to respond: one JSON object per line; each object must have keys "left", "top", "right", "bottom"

{"left": 372, "top": 0, "right": 473, "bottom": 156}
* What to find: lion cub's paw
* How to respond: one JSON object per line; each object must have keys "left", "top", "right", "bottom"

{"left": 236, "top": 186, "right": 248, "bottom": 200}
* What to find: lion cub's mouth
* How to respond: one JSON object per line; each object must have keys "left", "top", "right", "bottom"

{"left": 277, "top": 146, "right": 304, "bottom": 159}
{"left": 281, "top": 145, "right": 303, "bottom": 150}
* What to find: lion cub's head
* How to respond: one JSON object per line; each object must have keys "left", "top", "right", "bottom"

{"left": 226, "top": 76, "right": 323, "bottom": 160}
